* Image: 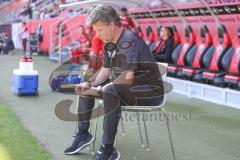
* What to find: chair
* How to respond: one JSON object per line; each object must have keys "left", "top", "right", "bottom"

{"left": 172, "top": 25, "right": 181, "bottom": 48}
{"left": 90, "top": 62, "right": 176, "bottom": 160}
{"left": 201, "top": 24, "right": 232, "bottom": 85}
{"left": 167, "top": 25, "right": 197, "bottom": 77}
{"left": 181, "top": 25, "right": 214, "bottom": 80}
{"left": 145, "top": 26, "right": 155, "bottom": 52}
{"left": 224, "top": 26, "right": 240, "bottom": 88}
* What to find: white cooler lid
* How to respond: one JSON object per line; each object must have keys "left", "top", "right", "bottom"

{"left": 13, "top": 69, "right": 38, "bottom": 75}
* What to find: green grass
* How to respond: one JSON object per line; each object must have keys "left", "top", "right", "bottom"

{"left": 0, "top": 102, "right": 50, "bottom": 160}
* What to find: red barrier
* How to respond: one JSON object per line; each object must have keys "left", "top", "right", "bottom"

{"left": 26, "top": 17, "right": 59, "bottom": 52}
{"left": 26, "top": 15, "right": 86, "bottom": 53}
{"left": 60, "top": 15, "right": 87, "bottom": 48}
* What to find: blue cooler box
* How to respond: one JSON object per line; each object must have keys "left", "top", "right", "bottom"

{"left": 12, "top": 69, "right": 39, "bottom": 96}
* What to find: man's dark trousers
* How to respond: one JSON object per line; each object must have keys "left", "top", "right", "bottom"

{"left": 77, "top": 82, "right": 163, "bottom": 145}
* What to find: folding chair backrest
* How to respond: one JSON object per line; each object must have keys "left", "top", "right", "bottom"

{"left": 157, "top": 62, "right": 168, "bottom": 106}
{"left": 157, "top": 62, "right": 168, "bottom": 81}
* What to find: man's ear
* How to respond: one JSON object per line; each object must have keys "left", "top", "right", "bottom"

{"left": 110, "top": 21, "right": 115, "bottom": 26}
{"left": 110, "top": 21, "right": 116, "bottom": 30}
{"left": 110, "top": 22, "right": 115, "bottom": 34}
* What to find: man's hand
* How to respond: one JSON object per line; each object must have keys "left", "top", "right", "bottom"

{"left": 75, "top": 81, "right": 91, "bottom": 95}
{"left": 74, "top": 67, "right": 111, "bottom": 96}
{"left": 82, "top": 47, "right": 91, "bottom": 53}
{"left": 73, "top": 44, "right": 81, "bottom": 50}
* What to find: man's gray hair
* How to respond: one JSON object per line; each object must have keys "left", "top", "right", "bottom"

{"left": 86, "top": 5, "right": 121, "bottom": 26}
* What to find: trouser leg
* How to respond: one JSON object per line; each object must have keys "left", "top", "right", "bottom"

{"left": 77, "top": 96, "right": 95, "bottom": 135}
{"left": 101, "top": 83, "right": 122, "bottom": 145}
{"left": 22, "top": 39, "right": 27, "bottom": 52}
{"left": 100, "top": 83, "right": 164, "bottom": 144}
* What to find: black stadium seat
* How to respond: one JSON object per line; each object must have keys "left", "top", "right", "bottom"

{"left": 202, "top": 24, "right": 232, "bottom": 85}
{"left": 145, "top": 26, "right": 155, "bottom": 48}
{"left": 181, "top": 25, "right": 214, "bottom": 80}
{"left": 170, "top": 26, "right": 182, "bottom": 65}
{"left": 157, "top": 26, "right": 162, "bottom": 39}
{"left": 167, "top": 25, "right": 196, "bottom": 77}
{"left": 172, "top": 25, "right": 181, "bottom": 48}
{"left": 166, "top": 26, "right": 182, "bottom": 72}
{"left": 153, "top": 26, "right": 163, "bottom": 52}
{"left": 224, "top": 27, "right": 240, "bottom": 88}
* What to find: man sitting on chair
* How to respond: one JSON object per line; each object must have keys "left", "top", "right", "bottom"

{"left": 70, "top": 25, "right": 91, "bottom": 64}
{"left": 153, "top": 26, "right": 174, "bottom": 63}
{"left": 64, "top": 5, "right": 164, "bottom": 160}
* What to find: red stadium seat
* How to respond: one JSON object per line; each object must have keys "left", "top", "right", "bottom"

{"left": 145, "top": 26, "right": 155, "bottom": 52}
{"left": 201, "top": 24, "right": 232, "bottom": 85}
{"left": 157, "top": 26, "right": 162, "bottom": 39}
{"left": 172, "top": 25, "right": 181, "bottom": 48}
{"left": 181, "top": 25, "right": 214, "bottom": 80}
{"left": 168, "top": 26, "right": 182, "bottom": 67}
{"left": 145, "top": 26, "right": 155, "bottom": 44}
{"left": 224, "top": 27, "right": 240, "bottom": 88}
{"left": 153, "top": 26, "right": 163, "bottom": 51}
{"left": 137, "top": 26, "right": 144, "bottom": 39}
{"left": 167, "top": 25, "right": 196, "bottom": 77}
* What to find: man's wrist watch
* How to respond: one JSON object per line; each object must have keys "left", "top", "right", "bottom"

{"left": 96, "top": 86, "right": 102, "bottom": 95}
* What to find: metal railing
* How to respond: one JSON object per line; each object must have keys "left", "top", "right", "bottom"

{"left": 59, "top": 9, "right": 88, "bottom": 63}
{"left": 50, "top": 8, "right": 88, "bottom": 63}
{"left": 49, "top": 16, "right": 68, "bottom": 57}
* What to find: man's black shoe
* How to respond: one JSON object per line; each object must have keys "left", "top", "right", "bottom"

{"left": 64, "top": 133, "right": 94, "bottom": 155}
{"left": 92, "top": 144, "right": 120, "bottom": 160}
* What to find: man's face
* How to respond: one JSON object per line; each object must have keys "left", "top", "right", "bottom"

{"left": 160, "top": 27, "right": 170, "bottom": 40}
{"left": 120, "top": 11, "right": 127, "bottom": 16}
{"left": 92, "top": 21, "right": 115, "bottom": 43}
{"left": 79, "top": 27, "right": 84, "bottom": 36}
